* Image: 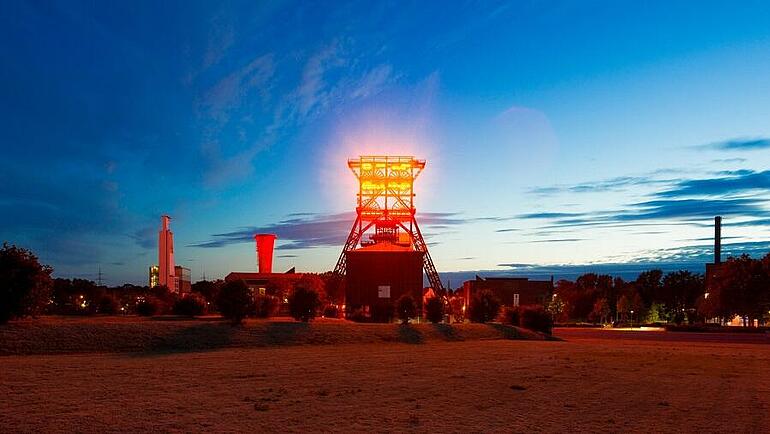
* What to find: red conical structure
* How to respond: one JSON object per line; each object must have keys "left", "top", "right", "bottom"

{"left": 254, "top": 234, "right": 277, "bottom": 274}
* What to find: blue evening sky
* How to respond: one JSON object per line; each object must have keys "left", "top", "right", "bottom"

{"left": 2, "top": 1, "right": 770, "bottom": 285}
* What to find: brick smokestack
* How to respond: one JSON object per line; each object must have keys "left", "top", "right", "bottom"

{"left": 714, "top": 216, "right": 722, "bottom": 264}
{"left": 254, "top": 234, "right": 277, "bottom": 273}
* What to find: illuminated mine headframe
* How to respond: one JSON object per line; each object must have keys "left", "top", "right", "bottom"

{"left": 334, "top": 155, "right": 444, "bottom": 294}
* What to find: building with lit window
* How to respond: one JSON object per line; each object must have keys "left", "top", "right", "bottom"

{"left": 148, "top": 265, "right": 159, "bottom": 288}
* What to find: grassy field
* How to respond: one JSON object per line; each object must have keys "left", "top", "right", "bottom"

{"left": 0, "top": 316, "right": 541, "bottom": 355}
{"left": 2, "top": 318, "right": 770, "bottom": 432}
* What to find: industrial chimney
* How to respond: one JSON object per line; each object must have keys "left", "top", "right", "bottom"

{"left": 714, "top": 216, "right": 722, "bottom": 264}
{"left": 254, "top": 234, "right": 277, "bottom": 274}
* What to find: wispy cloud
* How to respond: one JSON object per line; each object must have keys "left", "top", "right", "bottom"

{"left": 702, "top": 138, "right": 770, "bottom": 151}
{"left": 131, "top": 226, "right": 156, "bottom": 250}
{"left": 655, "top": 170, "right": 770, "bottom": 198}
{"left": 189, "top": 211, "right": 477, "bottom": 249}
{"left": 521, "top": 166, "right": 770, "bottom": 233}
{"left": 530, "top": 238, "right": 583, "bottom": 243}
{"left": 197, "top": 54, "right": 275, "bottom": 123}
{"left": 295, "top": 42, "right": 347, "bottom": 117}
{"left": 528, "top": 174, "right": 678, "bottom": 195}
{"left": 527, "top": 198, "right": 769, "bottom": 230}
{"left": 711, "top": 157, "right": 747, "bottom": 164}
{"left": 517, "top": 212, "right": 583, "bottom": 219}
{"left": 497, "top": 263, "right": 536, "bottom": 268}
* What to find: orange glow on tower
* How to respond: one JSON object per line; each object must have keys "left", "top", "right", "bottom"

{"left": 158, "top": 215, "right": 175, "bottom": 291}
{"left": 334, "top": 156, "right": 444, "bottom": 293}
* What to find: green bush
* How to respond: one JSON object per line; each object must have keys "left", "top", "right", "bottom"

{"left": 217, "top": 280, "right": 254, "bottom": 325}
{"left": 468, "top": 290, "right": 501, "bottom": 323}
{"left": 395, "top": 294, "right": 417, "bottom": 324}
{"left": 502, "top": 306, "right": 520, "bottom": 325}
{"left": 254, "top": 294, "right": 279, "bottom": 318}
{"left": 288, "top": 285, "right": 321, "bottom": 322}
{"left": 173, "top": 294, "right": 207, "bottom": 317}
{"left": 519, "top": 306, "right": 553, "bottom": 335}
{"left": 424, "top": 297, "right": 444, "bottom": 323}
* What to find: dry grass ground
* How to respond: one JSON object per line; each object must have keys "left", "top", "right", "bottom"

{"left": 2, "top": 320, "right": 770, "bottom": 433}
{"left": 0, "top": 316, "right": 541, "bottom": 355}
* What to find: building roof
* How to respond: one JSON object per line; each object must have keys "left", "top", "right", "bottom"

{"left": 225, "top": 271, "right": 304, "bottom": 282}
{"left": 352, "top": 241, "right": 417, "bottom": 252}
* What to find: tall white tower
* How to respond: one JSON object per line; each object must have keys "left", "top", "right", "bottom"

{"left": 158, "top": 215, "right": 176, "bottom": 291}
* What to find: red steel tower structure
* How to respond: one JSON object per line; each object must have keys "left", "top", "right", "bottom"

{"left": 334, "top": 155, "right": 444, "bottom": 294}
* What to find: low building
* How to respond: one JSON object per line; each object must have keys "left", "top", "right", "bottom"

{"left": 462, "top": 275, "right": 553, "bottom": 309}
{"left": 225, "top": 268, "right": 304, "bottom": 300}
{"left": 174, "top": 265, "right": 191, "bottom": 294}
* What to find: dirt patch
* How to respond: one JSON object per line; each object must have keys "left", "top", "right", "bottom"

{"left": 2, "top": 339, "right": 769, "bottom": 432}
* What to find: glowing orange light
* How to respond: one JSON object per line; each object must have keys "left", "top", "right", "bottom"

{"left": 334, "top": 155, "right": 444, "bottom": 293}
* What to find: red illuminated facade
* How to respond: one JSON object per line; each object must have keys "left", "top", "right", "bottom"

{"left": 334, "top": 156, "right": 444, "bottom": 294}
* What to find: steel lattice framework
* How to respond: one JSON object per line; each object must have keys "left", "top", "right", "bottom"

{"left": 334, "top": 156, "right": 444, "bottom": 294}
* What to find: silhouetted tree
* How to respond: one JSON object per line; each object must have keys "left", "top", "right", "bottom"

{"left": 635, "top": 269, "right": 663, "bottom": 311}
{"left": 468, "top": 290, "right": 500, "bottom": 323}
{"left": 136, "top": 297, "right": 160, "bottom": 316}
{"left": 662, "top": 270, "right": 704, "bottom": 323}
{"left": 150, "top": 284, "right": 176, "bottom": 313}
{"left": 97, "top": 294, "right": 120, "bottom": 315}
{"left": 50, "top": 278, "right": 76, "bottom": 314}
{"left": 288, "top": 284, "right": 321, "bottom": 322}
{"left": 173, "top": 294, "right": 207, "bottom": 317}
{"left": 217, "top": 280, "right": 254, "bottom": 325}
{"left": 710, "top": 255, "right": 770, "bottom": 326}
{"left": 520, "top": 306, "right": 553, "bottom": 335}
{"left": 297, "top": 274, "right": 326, "bottom": 301}
{"left": 320, "top": 271, "right": 345, "bottom": 305}
{"left": 448, "top": 295, "right": 466, "bottom": 322}
{"left": 396, "top": 294, "right": 417, "bottom": 324}
{"left": 0, "top": 243, "right": 53, "bottom": 324}
{"left": 191, "top": 279, "right": 221, "bottom": 306}
{"left": 589, "top": 298, "right": 611, "bottom": 324}
{"left": 424, "top": 297, "right": 444, "bottom": 323}
{"left": 254, "top": 294, "right": 279, "bottom": 318}
{"left": 546, "top": 292, "right": 566, "bottom": 322}
{"left": 502, "top": 306, "right": 520, "bottom": 325}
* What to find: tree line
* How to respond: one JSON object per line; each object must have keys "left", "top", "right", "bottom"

{"left": 548, "top": 253, "right": 770, "bottom": 326}
{"left": 3, "top": 241, "right": 769, "bottom": 327}
{"left": 0, "top": 242, "right": 332, "bottom": 325}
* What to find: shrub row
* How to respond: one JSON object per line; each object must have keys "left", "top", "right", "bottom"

{"left": 502, "top": 305, "right": 553, "bottom": 335}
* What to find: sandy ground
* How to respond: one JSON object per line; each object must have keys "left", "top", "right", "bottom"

{"left": 3, "top": 331, "right": 770, "bottom": 433}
